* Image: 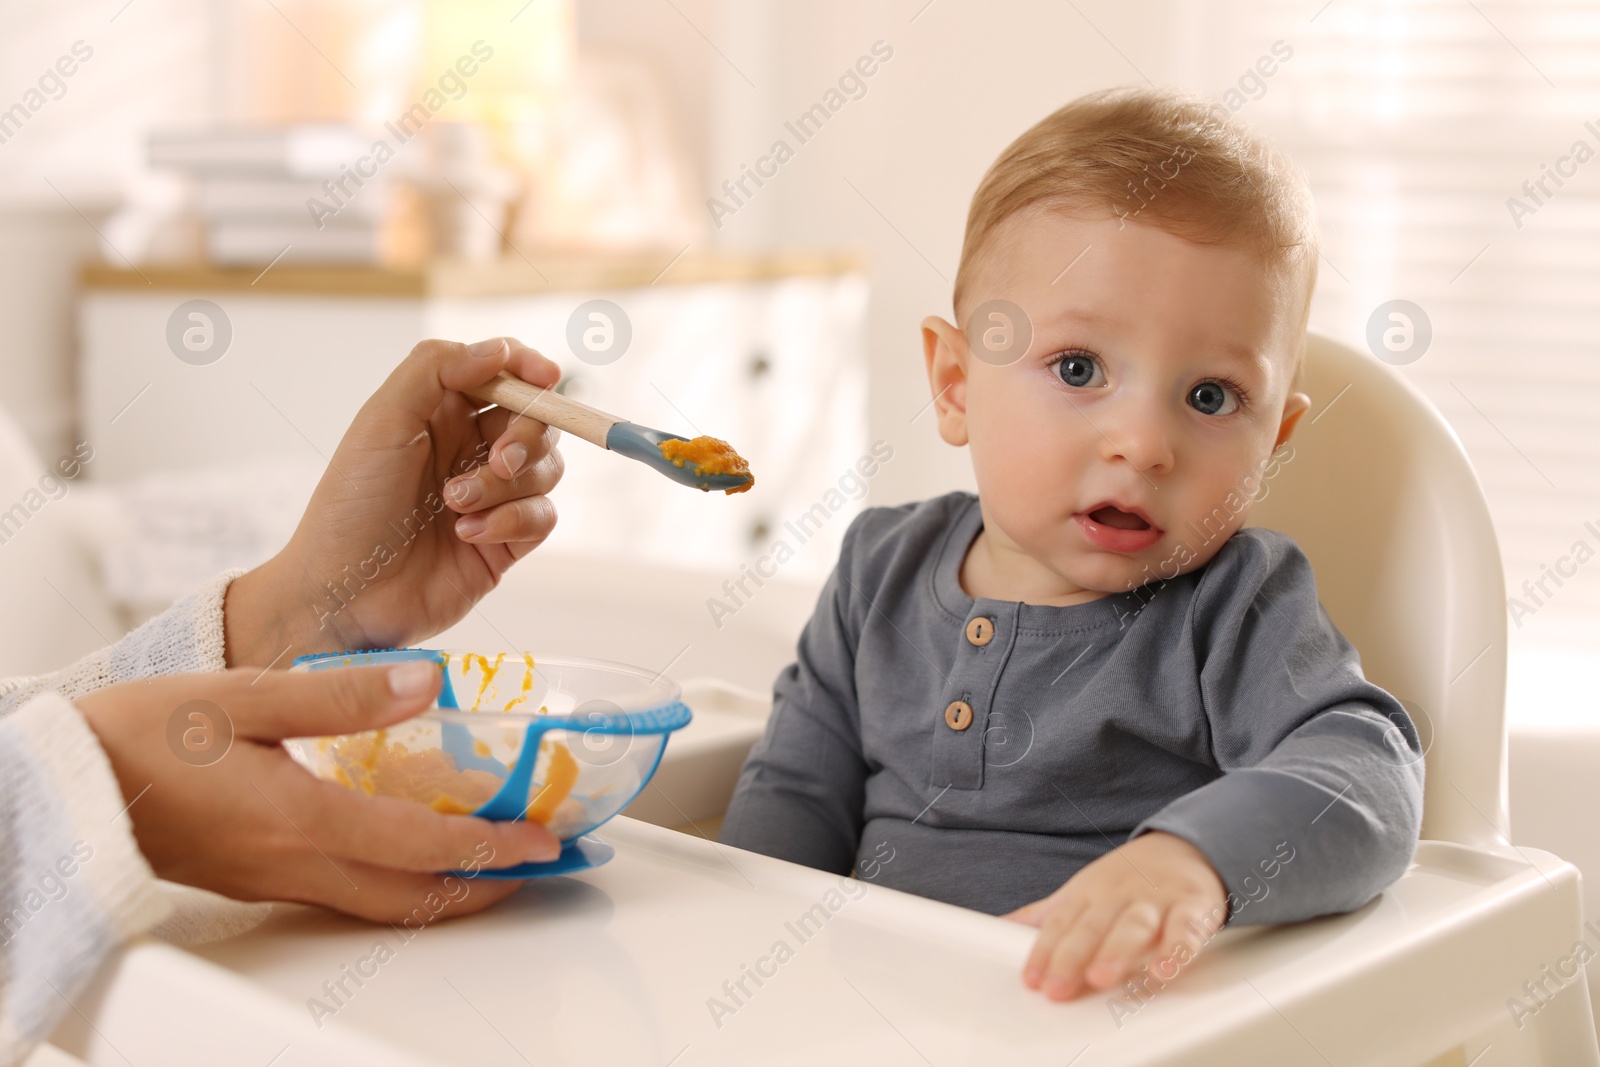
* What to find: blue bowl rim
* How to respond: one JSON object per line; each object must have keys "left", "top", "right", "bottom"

{"left": 289, "top": 647, "right": 687, "bottom": 730}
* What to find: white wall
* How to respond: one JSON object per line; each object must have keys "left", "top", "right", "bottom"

{"left": 583, "top": 1, "right": 1600, "bottom": 651}
{"left": 5, "top": 0, "right": 1191, "bottom": 500}
{"left": 0, "top": 0, "right": 210, "bottom": 461}
{"left": 582, "top": 0, "right": 1191, "bottom": 507}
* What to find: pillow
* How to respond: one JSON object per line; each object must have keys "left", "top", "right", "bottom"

{"left": 82, "top": 459, "right": 319, "bottom": 624}
{"left": 0, "top": 408, "right": 123, "bottom": 677}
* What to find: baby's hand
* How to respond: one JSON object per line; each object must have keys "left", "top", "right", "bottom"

{"left": 1004, "top": 831, "right": 1227, "bottom": 1001}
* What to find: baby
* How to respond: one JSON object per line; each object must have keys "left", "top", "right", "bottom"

{"left": 719, "top": 86, "right": 1424, "bottom": 1003}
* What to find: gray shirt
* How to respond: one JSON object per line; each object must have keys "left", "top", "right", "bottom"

{"left": 720, "top": 491, "right": 1424, "bottom": 923}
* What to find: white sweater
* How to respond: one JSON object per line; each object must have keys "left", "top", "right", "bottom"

{"left": 0, "top": 570, "right": 272, "bottom": 1066}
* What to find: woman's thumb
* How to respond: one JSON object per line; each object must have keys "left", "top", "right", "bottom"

{"left": 229, "top": 660, "right": 441, "bottom": 741}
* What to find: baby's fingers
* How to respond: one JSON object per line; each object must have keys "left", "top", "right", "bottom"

{"left": 1021, "top": 896, "right": 1089, "bottom": 991}
{"left": 1039, "top": 901, "right": 1124, "bottom": 1000}
{"left": 1024, "top": 902, "right": 1100, "bottom": 991}
{"left": 1004, "top": 898, "right": 1051, "bottom": 927}
{"left": 1083, "top": 901, "right": 1164, "bottom": 990}
{"left": 1153, "top": 898, "right": 1224, "bottom": 970}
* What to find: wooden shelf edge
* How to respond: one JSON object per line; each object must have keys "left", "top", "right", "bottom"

{"left": 80, "top": 248, "right": 872, "bottom": 298}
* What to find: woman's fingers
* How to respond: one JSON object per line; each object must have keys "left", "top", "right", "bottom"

{"left": 356, "top": 338, "right": 512, "bottom": 452}
{"left": 502, "top": 338, "right": 561, "bottom": 391}
{"left": 453, "top": 494, "right": 558, "bottom": 547}
{"left": 253, "top": 851, "right": 528, "bottom": 924}
{"left": 504, "top": 537, "right": 546, "bottom": 564}
{"left": 471, "top": 405, "right": 559, "bottom": 473}
{"left": 426, "top": 338, "right": 564, "bottom": 535}
{"left": 227, "top": 662, "right": 440, "bottom": 742}
{"left": 343, "top": 869, "right": 526, "bottom": 925}
{"left": 492, "top": 416, "right": 561, "bottom": 479}
{"left": 459, "top": 339, "right": 563, "bottom": 478}
{"left": 218, "top": 665, "right": 562, "bottom": 868}
{"left": 445, "top": 428, "right": 562, "bottom": 514}
{"left": 353, "top": 336, "right": 559, "bottom": 457}
{"left": 284, "top": 773, "right": 561, "bottom": 872}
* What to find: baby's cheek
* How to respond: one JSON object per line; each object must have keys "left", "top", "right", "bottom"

{"left": 1171, "top": 462, "right": 1260, "bottom": 548}
{"left": 970, "top": 414, "right": 1080, "bottom": 508}
{"left": 975, "top": 462, "right": 1067, "bottom": 552}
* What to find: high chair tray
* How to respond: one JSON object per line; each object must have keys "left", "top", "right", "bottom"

{"left": 50, "top": 819, "right": 1597, "bottom": 1066}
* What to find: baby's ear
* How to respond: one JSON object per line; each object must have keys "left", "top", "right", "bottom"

{"left": 1274, "top": 391, "right": 1312, "bottom": 451}
{"left": 921, "top": 315, "right": 970, "bottom": 446}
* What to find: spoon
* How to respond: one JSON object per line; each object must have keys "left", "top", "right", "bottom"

{"left": 466, "top": 372, "right": 753, "bottom": 493}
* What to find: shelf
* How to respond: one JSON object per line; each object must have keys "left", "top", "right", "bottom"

{"left": 79, "top": 247, "right": 871, "bottom": 298}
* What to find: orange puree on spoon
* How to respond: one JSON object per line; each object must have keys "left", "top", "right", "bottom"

{"left": 659, "top": 437, "right": 754, "bottom": 495}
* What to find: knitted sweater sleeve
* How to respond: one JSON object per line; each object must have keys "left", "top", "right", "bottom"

{"left": 0, "top": 569, "right": 242, "bottom": 1066}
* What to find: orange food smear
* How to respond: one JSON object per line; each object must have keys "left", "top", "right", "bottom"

{"left": 524, "top": 741, "right": 579, "bottom": 825}
{"left": 333, "top": 734, "right": 502, "bottom": 814}
{"left": 659, "top": 436, "right": 754, "bottom": 495}
{"left": 362, "top": 729, "right": 387, "bottom": 773}
{"left": 501, "top": 654, "right": 539, "bottom": 712}
{"left": 462, "top": 652, "right": 506, "bottom": 711}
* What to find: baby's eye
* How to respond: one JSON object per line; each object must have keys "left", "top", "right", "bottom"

{"left": 1053, "top": 351, "right": 1105, "bottom": 389}
{"left": 1188, "top": 380, "right": 1241, "bottom": 416}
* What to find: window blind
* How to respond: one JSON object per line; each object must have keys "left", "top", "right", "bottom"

{"left": 1187, "top": 0, "right": 1600, "bottom": 631}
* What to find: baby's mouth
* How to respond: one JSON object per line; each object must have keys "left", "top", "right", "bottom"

{"left": 1087, "top": 505, "right": 1151, "bottom": 531}
{"left": 1075, "top": 502, "right": 1162, "bottom": 553}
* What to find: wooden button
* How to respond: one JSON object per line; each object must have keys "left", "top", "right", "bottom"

{"left": 944, "top": 700, "right": 974, "bottom": 731}
{"left": 965, "top": 617, "right": 994, "bottom": 647}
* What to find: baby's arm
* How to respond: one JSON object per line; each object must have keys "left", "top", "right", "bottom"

{"left": 1012, "top": 531, "right": 1424, "bottom": 999}
{"left": 1134, "top": 531, "right": 1425, "bottom": 925}
{"left": 718, "top": 521, "right": 872, "bottom": 874}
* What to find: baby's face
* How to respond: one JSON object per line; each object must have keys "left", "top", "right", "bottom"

{"left": 925, "top": 205, "right": 1311, "bottom": 600}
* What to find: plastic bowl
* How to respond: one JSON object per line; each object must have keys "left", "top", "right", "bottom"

{"left": 285, "top": 648, "right": 691, "bottom": 856}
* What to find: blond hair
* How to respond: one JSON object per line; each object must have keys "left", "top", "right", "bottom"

{"left": 952, "top": 86, "right": 1319, "bottom": 377}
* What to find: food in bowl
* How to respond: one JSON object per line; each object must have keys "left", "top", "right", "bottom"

{"left": 286, "top": 649, "right": 691, "bottom": 843}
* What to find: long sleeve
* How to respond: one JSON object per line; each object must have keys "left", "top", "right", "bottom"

{"left": 0, "top": 569, "right": 242, "bottom": 1066}
{"left": 719, "top": 520, "right": 872, "bottom": 874}
{"left": 1130, "top": 534, "right": 1425, "bottom": 926}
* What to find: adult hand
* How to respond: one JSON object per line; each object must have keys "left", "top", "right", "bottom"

{"left": 1004, "top": 830, "right": 1227, "bottom": 1001}
{"left": 224, "top": 337, "right": 564, "bottom": 667}
{"left": 76, "top": 659, "right": 560, "bottom": 920}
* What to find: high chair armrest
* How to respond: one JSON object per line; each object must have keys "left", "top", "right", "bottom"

{"left": 621, "top": 677, "right": 772, "bottom": 831}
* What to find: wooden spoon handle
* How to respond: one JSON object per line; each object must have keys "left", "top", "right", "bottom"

{"left": 466, "top": 372, "right": 621, "bottom": 450}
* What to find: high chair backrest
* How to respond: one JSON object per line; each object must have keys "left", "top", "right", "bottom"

{"left": 1244, "top": 332, "right": 1508, "bottom": 848}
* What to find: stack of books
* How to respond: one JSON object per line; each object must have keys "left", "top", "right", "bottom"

{"left": 149, "top": 126, "right": 420, "bottom": 267}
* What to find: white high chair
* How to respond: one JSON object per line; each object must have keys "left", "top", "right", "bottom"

{"left": 44, "top": 334, "right": 1600, "bottom": 1067}
{"left": 1210, "top": 331, "right": 1599, "bottom": 1064}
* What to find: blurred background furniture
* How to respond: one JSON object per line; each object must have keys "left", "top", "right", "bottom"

{"left": 73, "top": 252, "right": 868, "bottom": 621}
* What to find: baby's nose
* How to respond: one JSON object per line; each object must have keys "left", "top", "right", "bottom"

{"left": 1100, "top": 409, "right": 1175, "bottom": 475}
